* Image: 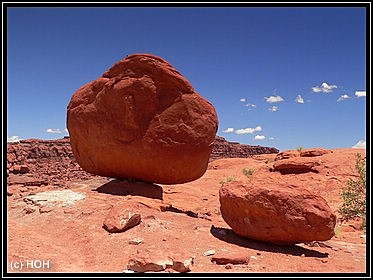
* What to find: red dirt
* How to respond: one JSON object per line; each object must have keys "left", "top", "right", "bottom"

{"left": 6, "top": 148, "right": 367, "bottom": 273}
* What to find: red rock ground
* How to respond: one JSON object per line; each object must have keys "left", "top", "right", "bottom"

{"left": 6, "top": 148, "right": 367, "bottom": 274}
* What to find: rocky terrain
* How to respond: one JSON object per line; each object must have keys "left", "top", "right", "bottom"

{"left": 6, "top": 53, "right": 365, "bottom": 274}
{"left": 6, "top": 136, "right": 278, "bottom": 188}
{"left": 6, "top": 140, "right": 366, "bottom": 273}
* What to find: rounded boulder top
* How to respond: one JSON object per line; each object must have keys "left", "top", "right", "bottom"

{"left": 67, "top": 53, "right": 218, "bottom": 184}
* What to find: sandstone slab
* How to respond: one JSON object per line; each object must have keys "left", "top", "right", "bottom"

{"left": 272, "top": 157, "right": 322, "bottom": 174}
{"left": 300, "top": 148, "right": 332, "bottom": 157}
{"left": 275, "top": 150, "right": 300, "bottom": 161}
{"left": 211, "top": 253, "right": 250, "bottom": 265}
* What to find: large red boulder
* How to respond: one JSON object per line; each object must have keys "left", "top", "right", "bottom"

{"left": 67, "top": 54, "right": 218, "bottom": 184}
{"left": 219, "top": 181, "right": 336, "bottom": 245}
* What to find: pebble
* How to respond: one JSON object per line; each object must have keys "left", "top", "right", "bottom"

{"left": 203, "top": 249, "right": 216, "bottom": 256}
{"left": 129, "top": 238, "right": 143, "bottom": 245}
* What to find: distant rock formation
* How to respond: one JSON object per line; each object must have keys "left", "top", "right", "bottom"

{"left": 7, "top": 136, "right": 279, "bottom": 186}
{"left": 67, "top": 53, "right": 218, "bottom": 184}
{"left": 209, "top": 136, "right": 279, "bottom": 161}
{"left": 7, "top": 137, "right": 96, "bottom": 186}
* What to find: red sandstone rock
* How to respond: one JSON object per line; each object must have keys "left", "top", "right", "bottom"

{"left": 67, "top": 53, "right": 218, "bottom": 184}
{"left": 127, "top": 255, "right": 171, "bottom": 272}
{"left": 11, "top": 165, "right": 24, "bottom": 174}
{"left": 275, "top": 150, "right": 300, "bottom": 161}
{"left": 300, "top": 148, "right": 332, "bottom": 157}
{"left": 219, "top": 182, "right": 336, "bottom": 245}
{"left": 272, "top": 157, "right": 322, "bottom": 174}
{"left": 126, "top": 249, "right": 193, "bottom": 272}
{"left": 211, "top": 253, "right": 250, "bottom": 265}
{"left": 103, "top": 204, "right": 141, "bottom": 233}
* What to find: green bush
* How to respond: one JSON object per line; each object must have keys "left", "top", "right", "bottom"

{"left": 339, "top": 153, "right": 366, "bottom": 230}
{"left": 219, "top": 176, "right": 237, "bottom": 185}
{"left": 243, "top": 167, "right": 254, "bottom": 178}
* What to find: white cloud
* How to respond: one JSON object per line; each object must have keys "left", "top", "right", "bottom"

{"left": 245, "top": 103, "right": 257, "bottom": 108}
{"left": 254, "top": 135, "right": 266, "bottom": 140}
{"left": 46, "top": 128, "right": 62, "bottom": 134}
{"left": 240, "top": 98, "right": 246, "bottom": 102}
{"left": 264, "top": 95, "right": 284, "bottom": 103}
{"left": 352, "top": 140, "right": 366, "bottom": 149}
{"left": 268, "top": 106, "right": 278, "bottom": 112}
{"left": 7, "top": 136, "right": 21, "bottom": 143}
{"left": 337, "top": 94, "right": 351, "bottom": 102}
{"left": 295, "top": 94, "right": 304, "bottom": 104}
{"left": 312, "top": 82, "right": 337, "bottom": 93}
{"left": 355, "top": 90, "right": 366, "bottom": 98}
{"left": 268, "top": 137, "right": 275, "bottom": 140}
{"left": 223, "top": 127, "right": 234, "bottom": 133}
{"left": 235, "top": 126, "right": 262, "bottom": 134}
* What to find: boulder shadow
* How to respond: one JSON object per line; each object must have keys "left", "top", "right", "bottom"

{"left": 210, "top": 225, "right": 329, "bottom": 258}
{"left": 94, "top": 179, "right": 163, "bottom": 200}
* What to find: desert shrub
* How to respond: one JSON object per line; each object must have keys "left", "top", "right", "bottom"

{"left": 219, "top": 176, "right": 237, "bottom": 185}
{"left": 339, "top": 153, "right": 366, "bottom": 230}
{"left": 243, "top": 167, "right": 254, "bottom": 178}
{"left": 296, "top": 146, "right": 303, "bottom": 153}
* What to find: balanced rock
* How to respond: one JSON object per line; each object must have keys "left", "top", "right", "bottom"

{"left": 219, "top": 181, "right": 336, "bottom": 245}
{"left": 67, "top": 53, "right": 218, "bottom": 184}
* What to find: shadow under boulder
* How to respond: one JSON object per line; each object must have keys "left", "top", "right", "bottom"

{"left": 94, "top": 179, "right": 163, "bottom": 200}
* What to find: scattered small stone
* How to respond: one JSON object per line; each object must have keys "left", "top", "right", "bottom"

{"left": 360, "top": 235, "right": 366, "bottom": 238}
{"left": 126, "top": 249, "right": 194, "bottom": 273}
{"left": 63, "top": 209, "right": 76, "bottom": 215}
{"left": 171, "top": 256, "right": 194, "bottom": 272}
{"left": 203, "top": 249, "right": 216, "bottom": 256}
{"left": 250, "top": 256, "right": 258, "bottom": 260}
{"left": 129, "top": 238, "right": 143, "bottom": 245}
{"left": 23, "top": 206, "right": 36, "bottom": 214}
{"left": 300, "top": 254, "right": 305, "bottom": 257}
{"left": 225, "top": 264, "right": 232, "bottom": 269}
{"left": 211, "top": 253, "right": 250, "bottom": 265}
{"left": 39, "top": 206, "right": 54, "bottom": 214}
{"left": 103, "top": 204, "right": 141, "bottom": 233}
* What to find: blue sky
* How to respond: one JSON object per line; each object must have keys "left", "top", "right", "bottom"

{"left": 7, "top": 6, "right": 367, "bottom": 151}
